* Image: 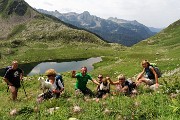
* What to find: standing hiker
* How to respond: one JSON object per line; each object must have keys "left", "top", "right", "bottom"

{"left": 72, "top": 66, "right": 100, "bottom": 97}
{"left": 3, "top": 61, "right": 23, "bottom": 101}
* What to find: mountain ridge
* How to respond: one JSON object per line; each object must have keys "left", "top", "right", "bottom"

{"left": 0, "top": 0, "right": 107, "bottom": 45}
{"left": 37, "top": 9, "right": 157, "bottom": 46}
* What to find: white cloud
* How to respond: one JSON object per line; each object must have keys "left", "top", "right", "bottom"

{"left": 24, "top": 0, "right": 180, "bottom": 28}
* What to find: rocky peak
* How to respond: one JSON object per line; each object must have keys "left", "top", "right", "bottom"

{"left": 79, "top": 11, "right": 92, "bottom": 21}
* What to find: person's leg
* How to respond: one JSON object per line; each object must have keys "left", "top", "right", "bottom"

{"left": 96, "top": 91, "right": 103, "bottom": 98}
{"left": 9, "top": 86, "right": 18, "bottom": 101}
{"left": 85, "top": 88, "right": 94, "bottom": 97}
{"left": 75, "top": 89, "right": 84, "bottom": 97}
{"left": 136, "top": 77, "right": 151, "bottom": 86}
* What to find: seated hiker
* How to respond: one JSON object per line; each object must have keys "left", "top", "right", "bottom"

{"left": 96, "top": 74, "right": 103, "bottom": 91}
{"left": 107, "top": 74, "right": 137, "bottom": 95}
{"left": 72, "top": 66, "right": 100, "bottom": 97}
{"left": 96, "top": 78, "right": 110, "bottom": 99}
{"left": 37, "top": 69, "right": 64, "bottom": 103}
{"left": 136, "top": 60, "right": 159, "bottom": 88}
{"left": 3, "top": 61, "right": 24, "bottom": 101}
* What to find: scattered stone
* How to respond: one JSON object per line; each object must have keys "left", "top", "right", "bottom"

{"left": 103, "top": 108, "right": 111, "bottom": 115}
{"left": 47, "top": 107, "right": 60, "bottom": 114}
{"left": 176, "top": 90, "right": 180, "bottom": 93}
{"left": 73, "top": 106, "right": 81, "bottom": 113}
{"left": 170, "top": 93, "right": 178, "bottom": 99}
{"left": 149, "top": 84, "right": 162, "bottom": 91}
{"left": 102, "top": 102, "right": 107, "bottom": 106}
{"left": 34, "top": 107, "right": 39, "bottom": 113}
{"left": 10, "top": 109, "right": 18, "bottom": 116}
{"left": 134, "top": 101, "right": 140, "bottom": 107}
{"left": 156, "top": 52, "right": 160, "bottom": 55}
{"left": 68, "top": 118, "right": 79, "bottom": 120}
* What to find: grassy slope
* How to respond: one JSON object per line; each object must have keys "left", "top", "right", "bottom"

{"left": 0, "top": 2, "right": 180, "bottom": 119}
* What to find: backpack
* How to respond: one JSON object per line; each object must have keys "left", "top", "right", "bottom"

{"left": 47, "top": 75, "right": 64, "bottom": 90}
{"left": 150, "top": 63, "right": 162, "bottom": 78}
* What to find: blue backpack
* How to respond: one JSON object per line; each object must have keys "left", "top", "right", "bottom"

{"left": 47, "top": 75, "right": 64, "bottom": 90}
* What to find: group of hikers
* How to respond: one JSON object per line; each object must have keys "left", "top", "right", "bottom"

{"left": 3, "top": 60, "right": 160, "bottom": 102}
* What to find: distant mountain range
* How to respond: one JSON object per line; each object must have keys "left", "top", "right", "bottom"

{"left": 37, "top": 9, "right": 163, "bottom": 46}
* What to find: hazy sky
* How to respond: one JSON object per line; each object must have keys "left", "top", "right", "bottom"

{"left": 24, "top": 0, "right": 180, "bottom": 28}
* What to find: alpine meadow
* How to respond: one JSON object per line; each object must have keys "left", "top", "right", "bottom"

{"left": 0, "top": 0, "right": 180, "bottom": 120}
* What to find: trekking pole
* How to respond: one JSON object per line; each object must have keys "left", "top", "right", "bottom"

{"left": 21, "top": 79, "right": 27, "bottom": 97}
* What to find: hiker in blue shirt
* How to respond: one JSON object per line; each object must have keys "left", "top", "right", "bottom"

{"left": 136, "top": 60, "right": 159, "bottom": 88}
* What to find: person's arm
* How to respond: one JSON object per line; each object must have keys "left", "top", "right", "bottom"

{"left": 106, "top": 77, "right": 119, "bottom": 85}
{"left": 92, "top": 79, "right": 100, "bottom": 85}
{"left": 136, "top": 69, "right": 145, "bottom": 81}
{"left": 3, "top": 71, "right": 13, "bottom": 86}
{"left": 3, "top": 77, "right": 13, "bottom": 86}
{"left": 20, "top": 69, "right": 24, "bottom": 81}
{"left": 150, "top": 67, "right": 159, "bottom": 86}
{"left": 121, "top": 86, "right": 129, "bottom": 93}
{"left": 52, "top": 81, "right": 64, "bottom": 94}
{"left": 72, "top": 70, "right": 76, "bottom": 78}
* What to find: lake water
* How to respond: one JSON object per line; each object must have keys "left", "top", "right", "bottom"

{"left": 28, "top": 57, "right": 102, "bottom": 76}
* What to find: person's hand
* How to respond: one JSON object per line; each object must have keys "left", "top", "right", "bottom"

{"left": 72, "top": 70, "right": 76, "bottom": 74}
{"left": 52, "top": 89, "right": 59, "bottom": 93}
{"left": 155, "top": 83, "right": 159, "bottom": 88}
{"left": 8, "top": 82, "right": 13, "bottom": 86}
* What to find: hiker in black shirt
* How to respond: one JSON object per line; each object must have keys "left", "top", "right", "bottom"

{"left": 3, "top": 61, "right": 23, "bottom": 101}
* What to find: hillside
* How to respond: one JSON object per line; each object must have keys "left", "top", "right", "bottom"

{"left": 0, "top": 0, "right": 108, "bottom": 69}
{"left": 37, "top": 9, "right": 156, "bottom": 46}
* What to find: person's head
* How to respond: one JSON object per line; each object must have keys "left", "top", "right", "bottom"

{"left": 12, "top": 61, "right": 18, "bottom": 70}
{"left": 81, "top": 66, "right": 87, "bottom": 76}
{"left": 141, "top": 60, "right": 150, "bottom": 68}
{"left": 45, "top": 69, "right": 57, "bottom": 80}
{"left": 102, "top": 78, "right": 108, "bottom": 85}
{"left": 118, "top": 74, "right": 126, "bottom": 84}
{"left": 98, "top": 74, "right": 103, "bottom": 81}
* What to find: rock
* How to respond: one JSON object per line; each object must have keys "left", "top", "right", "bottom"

{"left": 73, "top": 106, "right": 81, "bottom": 113}
{"left": 170, "top": 93, "right": 178, "bottom": 99}
{"left": 103, "top": 108, "right": 111, "bottom": 115}
{"left": 34, "top": 107, "right": 39, "bottom": 113}
{"left": 69, "top": 118, "right": 79, "bottom": 120}
{"left": 47, "top": 107, "right": 60, "bottom": 114}
{"left": 134, "top": 101, "right": 140, "bottom": 107}
{"left": 149, "top": 84, "right": 162, "bottom": 91}
{"left": 10, "top": 109, "right": 18, "bottom": 116}
{"left": 156, "top": 52, "right": 160, "bottom": 55}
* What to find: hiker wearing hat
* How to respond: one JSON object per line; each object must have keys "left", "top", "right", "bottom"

{"left": 3, "top": 61, "right": 23, "bottom": 101}
{"left": 72, "top": 66, "right": 100, "bottom": 97}
{"left": 107, "top": 74, "right": 137, "bottom": 95}
{"left": 37, "top": 69, "right": 64, "bottom": 102}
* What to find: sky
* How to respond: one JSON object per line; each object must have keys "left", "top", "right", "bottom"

{"left": 24, "top": 0, "right": 180, "bottom": 28}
